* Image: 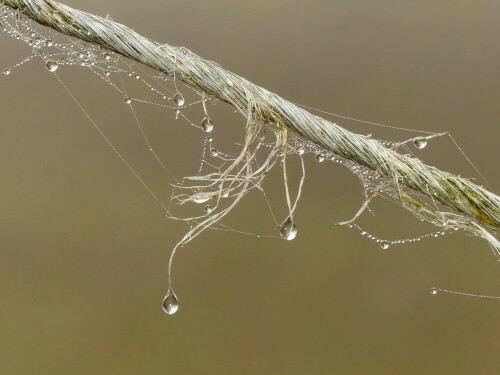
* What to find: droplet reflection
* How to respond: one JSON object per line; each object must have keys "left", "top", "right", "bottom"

{"left": 380, "top": 241, "right": 390, "bottom": 250}
{"left": 46, "top": 60, "right": 58, "bottom": 72}
{"left": 173, "top": 92, "right": 185, "bottom": 106}
{"left": 201, "top": 116, "right": 213, "bottom": 132}
{"left": 162, "top": 288, "right": 179, "bottom": 315}
{"left": 280, "top": 217, "right": 297, "bottom": 240}
{"left": 413, "top": 138, "right": 427, "bottom": 149}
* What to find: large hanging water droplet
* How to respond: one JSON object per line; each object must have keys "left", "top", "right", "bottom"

{"left": 162, "top": 288, "right": 179, "bottom": 315}
{"left": 173, "top": 92, "right": 185, "bottom": 106}
{"left": 45, "top": 39, "right": 54, "bottom": 47}
{"left": 46, "top": 60, "right": 58, "bottom": 72}
{"left": 430, "top": 288, "right": 438, "bottom": 295}
{"left": 204, "top": 205, "right": 213, "bottom": 213}
{"left": 296, "top": 146, "right": 305, "bottom": 155}
{"left": 280, "top": 217, "right": 297, "bottom": 240}
{"left": 3, "top": 68, "right": 11, "bottom": 75}
{"left": 315, "top": 154, "right": 325, "bottom": 162}
{"left": 124, "top": 97, "right": 132, "bottom": 104}
{"left": 413, "top": 137, "right": 427, "bottom": 149}
{"left": 380, "top": 241, "right": 390, "bottom": 250}
{"left": 210, "top": 149, "right": 219, "bottom": 157}
{"left": 201, "top": 116, "right": 213, "bottom": 132}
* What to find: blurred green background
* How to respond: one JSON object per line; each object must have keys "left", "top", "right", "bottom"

{"left": 0, "top": 1, "right": 499, "bottom": 374}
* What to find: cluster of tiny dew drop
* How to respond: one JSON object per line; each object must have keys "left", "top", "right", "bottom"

{"left": 347, "top": 223, "right": 450, "bottom": 250}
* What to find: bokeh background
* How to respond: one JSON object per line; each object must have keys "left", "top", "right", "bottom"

{"left": 0, "top": 1, "right": 499, "bottom": 374}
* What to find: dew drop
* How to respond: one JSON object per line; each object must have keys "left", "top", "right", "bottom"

{"left": 162, "top": 288, "right": 179, "bottom": 315}
{"left": 280, "top": 217, "right": 297, "bottom": 240}
{"left": 413, "top": 138, "right": 427, "bottom": 149}
{"left": 380, "top": 241, "right": 390, "bottom": 250}
{"left": 296, "top": 146, "right": 305, "bottom": 155}
{"left": 206, "top": 136, "right": 213, "bottom": 142}
{"left": 45, "top": 39, "right": 54, "bottom": 47}
{"left": 430, "top": 288, "right": 438, "bottom": 295}
{"left": 104, "top": 53, "right": 111, "bottom": 60}
{"left": 204, "top": 205, "right": 213, "bottom": 213}
{"left": 315, "top": 154, "right": 325, "bottom": 162}
{"left": 135, "top": 74, "right": 140, "bottom": 80}
{"left": 3, "top": 68, "right": 11, "bottom": 75}
{"left": 46, "top": 60, "right": 58, "bottom": 72}
{"left": 210, "top": 149, "right": 219, "bottom": 157}
{"left": 201, "top": 116, "right": 213, "bottom": 132}
{"left": 173, "top": 92, "right": 185, "bottom": 106}
{"left": 124, "top": 97, "right": 132, "bottom": 104}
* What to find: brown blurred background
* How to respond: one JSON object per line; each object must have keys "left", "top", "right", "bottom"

{"left": 0, "top": 1, "right": 499, "bottom": 374}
